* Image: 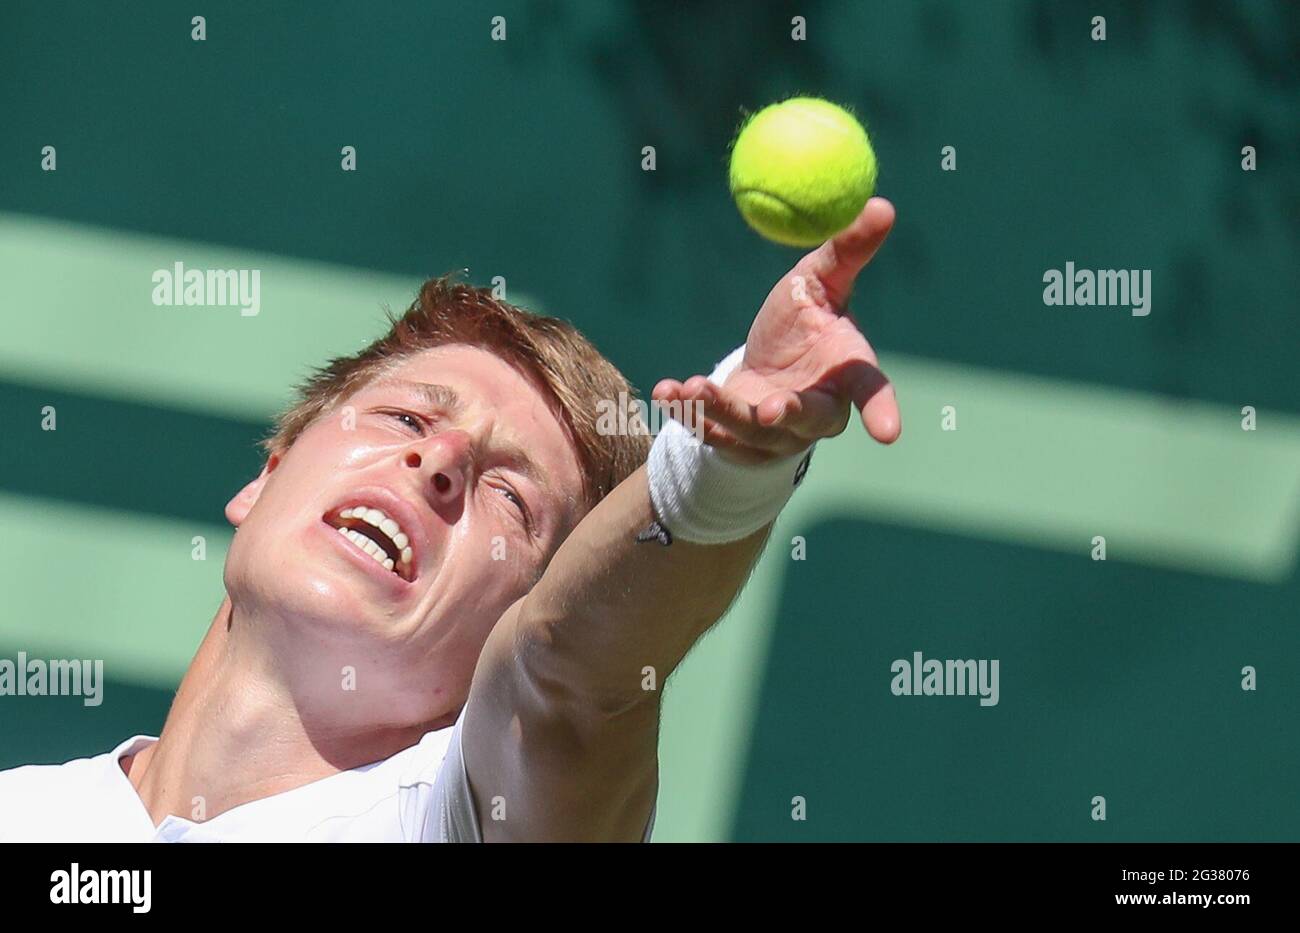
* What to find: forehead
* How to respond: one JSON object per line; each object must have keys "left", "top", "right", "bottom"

{"left": 370, "top": 345, "right": 545, "bottom": 415}
{"left": 364, "top": 344, "right": 586, "bottom": 505}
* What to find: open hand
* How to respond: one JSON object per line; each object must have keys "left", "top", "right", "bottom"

{"left": 652, "top": 197, "right": 900, "bottom": 465}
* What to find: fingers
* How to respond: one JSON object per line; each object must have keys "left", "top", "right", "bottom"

{"left": 655, "top": 352, "right": 902, "bottom": 453}
{"left": 839, "top": 359, "right": 901, "bottom": 444}
{"left": 754, "top": 387, "right": 850, "bottom": 440}
{"left": 804, "top": 196, "right": 896, "bottom": 309}
{"left": 682, "top": 377, "right": 805, "bottom": 454}
{"left": 653, "top": 375, "right": 851, "bottom": 458}
{"left": 652, "top": 378, "right": 761, "bottom": 462}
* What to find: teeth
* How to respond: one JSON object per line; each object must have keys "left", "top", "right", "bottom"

{"left": 341, "top": 528, "right": 394, "bottom": 570}
{"left": 333, "top": 503, "right": 414, "bottom": 574}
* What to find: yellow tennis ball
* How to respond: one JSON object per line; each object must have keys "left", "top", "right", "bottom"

{"left": 728, "top": 97, "right": 877, "bottom": 247}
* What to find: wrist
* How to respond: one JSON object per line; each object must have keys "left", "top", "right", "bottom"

{"left": 646, "top": 345, "right": 815, "bottom": 545}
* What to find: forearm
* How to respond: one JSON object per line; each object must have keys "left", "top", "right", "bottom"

{"left": 460, "top": 461, "right": 768, "bottom": 840}
{"left": 513, "top": 463, "right": 769, "bottom": 716}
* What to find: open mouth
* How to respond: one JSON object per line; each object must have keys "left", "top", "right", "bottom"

{"left": 324, "top": 505, "right": 415, "bottom": 582}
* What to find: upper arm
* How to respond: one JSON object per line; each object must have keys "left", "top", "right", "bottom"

{"left": 458, "top": 598, "right": 661, "bottom": 842}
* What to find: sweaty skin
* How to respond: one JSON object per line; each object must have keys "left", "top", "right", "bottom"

{"left": 124, "top": 346, "right": 587, "bottom": 826}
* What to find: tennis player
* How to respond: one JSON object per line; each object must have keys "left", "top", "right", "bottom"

{"left": 0, "top": 199, "right": 899, "bottom": 842}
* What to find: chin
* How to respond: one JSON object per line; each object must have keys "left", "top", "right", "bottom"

{"left": 226, "top": 557, "right": 378, "bottom": 635}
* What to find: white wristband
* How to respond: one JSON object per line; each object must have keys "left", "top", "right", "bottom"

{"left": 646, "top": 345, "right": 814, "bottom": 545}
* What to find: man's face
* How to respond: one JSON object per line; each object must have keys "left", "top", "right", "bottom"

{"left": 223, "top": 344, "right": 587, "bottom": 708}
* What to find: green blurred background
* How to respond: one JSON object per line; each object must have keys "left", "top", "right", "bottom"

{"left": 1, "top": 0, "right": 1297, "bottom": 840}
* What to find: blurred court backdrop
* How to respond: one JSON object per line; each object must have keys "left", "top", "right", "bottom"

{"left": 1, "top": 1, "right": 1298, "bottom": 840}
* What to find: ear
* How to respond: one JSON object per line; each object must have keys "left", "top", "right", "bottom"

{"left": 225, "top": 453, "right": 281, "bottom": 527}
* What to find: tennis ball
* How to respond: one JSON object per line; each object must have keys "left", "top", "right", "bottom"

{"left": 728, "top": 97, "right": 877, "bottom": 247}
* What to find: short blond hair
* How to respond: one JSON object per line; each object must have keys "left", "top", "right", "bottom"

{"left": 264, "top": 274, "right": 650, "bottom": 506}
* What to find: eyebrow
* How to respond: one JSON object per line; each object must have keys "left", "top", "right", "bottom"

{"left": 374, "top": 378, "right": 546, "bottom": 486}
{"left": 374, "top": 378, "right": 464, "bottom": 417}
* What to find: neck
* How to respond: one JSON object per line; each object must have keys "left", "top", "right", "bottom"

{"left": 126, "top": 597, "right": 454, "bottom": 827}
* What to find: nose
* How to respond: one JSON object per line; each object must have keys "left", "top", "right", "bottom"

{"left": 403, "top": 429, "right": 472, "bottom": 506}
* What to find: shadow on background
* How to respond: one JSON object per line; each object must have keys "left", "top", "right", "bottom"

{"left": 0, "top": 679, "right": 172, "bottom": 767}
{"left": 0, "top": 378, "right": 266, "bottom": 524}
{"left": 734, "top": 517, "right": 1299, "bottom": 841}
{"left": 2, "top": 1, "right": 1296, "bottom": 408}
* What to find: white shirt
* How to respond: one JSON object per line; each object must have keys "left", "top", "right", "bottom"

{"left": 0, "top": 708, "right": 478, "bottom": 843}
{"left": 0, "top": 708, "right": 469, "bottom": 842}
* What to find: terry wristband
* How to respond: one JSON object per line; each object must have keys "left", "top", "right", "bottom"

{"left": 646, "top": 345, "right": 814, "bottom": 545}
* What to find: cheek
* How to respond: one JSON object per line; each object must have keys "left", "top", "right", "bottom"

{"left": 449, "top": 523, "right": 542, "bottom": 593}
{"left": 227, "top": 458, "right": 328, "bottom": 569}
{"left": 249, "top": 435, "right": 380, "bottom": 522}
{"left": 289, "top": 428, "right": 375, "bottom": 470}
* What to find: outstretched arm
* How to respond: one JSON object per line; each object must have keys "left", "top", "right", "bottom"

{"left": 461, "top": 198, "right": 900, "bottom": 841}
